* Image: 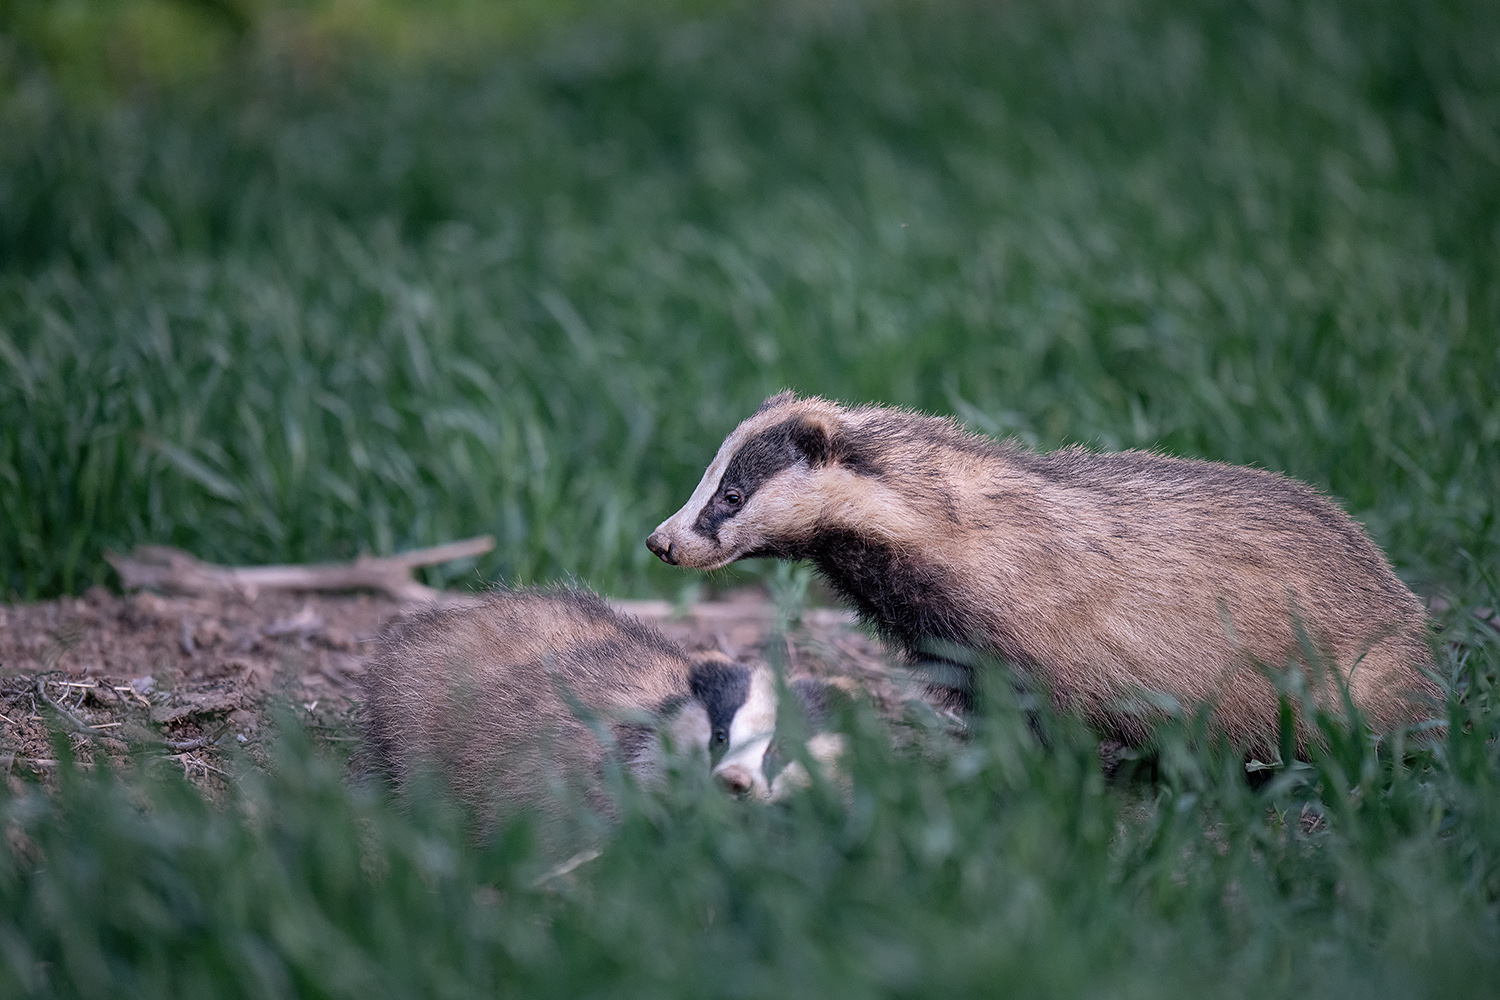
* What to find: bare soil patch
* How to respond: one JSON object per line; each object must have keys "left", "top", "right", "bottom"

{"left": 0, "top": 587, "right": 907, "bottom": 788}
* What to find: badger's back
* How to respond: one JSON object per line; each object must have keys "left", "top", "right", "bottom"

{"left": 837, "top": 415, "right": 1437, "bottom": 748}
{"left": 361, "top": 587, "right": 694, "bottom": 825}
{"left": 971, "top": 445, "right": 1436, "bottom": 747}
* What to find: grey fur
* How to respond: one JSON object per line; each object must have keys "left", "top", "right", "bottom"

{"left": 361, "top": 586, "right": 839, "bottom": 834}
{"left": 649, "top": 393, "right": 1441, "bottom": 755}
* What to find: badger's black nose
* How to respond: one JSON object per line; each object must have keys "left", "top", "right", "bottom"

{"left": 646, "top": 531, "right": 676, "bottom": 565}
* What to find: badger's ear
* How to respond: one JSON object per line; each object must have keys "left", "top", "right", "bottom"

{"left": 789, "top": 419, "right": 831, "bottom": 466}
{"left": 788, "top": 413, "right": 857, "bottom": 469}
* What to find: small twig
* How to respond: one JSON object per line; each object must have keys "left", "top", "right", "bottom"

{"left": 167, "top": 752, "right": 227, "bottom": 777}
{"left": 30, "top": 674, "right": 233, "bottom": 755}
{"left": 161, "top": 721, "right": 233, "bottom": 753}
{"left": 111, "top": 685, "right": 151, "bottom": 708}
{"left": 33, "top": 675, "right": 98, "bottom": 737}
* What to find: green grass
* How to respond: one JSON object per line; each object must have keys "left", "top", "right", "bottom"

{"left": 4, "top": 1, "right": 1500, "bottom": 993}
{"left": 5, "top": 624, "right": 1500, "bottom": 999}
{"left": 2, "top": 0, "right": 1497, "bottom": 600}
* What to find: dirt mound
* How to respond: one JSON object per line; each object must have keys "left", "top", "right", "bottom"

{"left": 0, "top": 588, "right": 910, "bottom": 787}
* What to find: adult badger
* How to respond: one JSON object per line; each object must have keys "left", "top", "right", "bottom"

{"left": 646, "top": 392, "right": 1438, "bottom": 753}
{"left": 362, "top": 586, "right": 838, "bottom": 834}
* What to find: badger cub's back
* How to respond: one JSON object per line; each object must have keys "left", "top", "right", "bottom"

{"left": 361, "top": 586, "right": 837, "bottom": 831}
{"left": 647, "top": 392, "right": 1439, "bottom": 754}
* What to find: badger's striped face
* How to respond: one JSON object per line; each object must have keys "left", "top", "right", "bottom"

{"left": 695, "top": 662, "right": 780, "bottom": 798}
{"left": 668, "top": 658, "right": 844, "bottom": 801}
{"left": 647, "top": 395, "right": 841, "bottom": 571}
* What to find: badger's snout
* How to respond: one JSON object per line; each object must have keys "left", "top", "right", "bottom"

{"left": 645, "top": 531, "right": 677, "bottom": 565}
{"left": 714, "top": 763, "right": 756, "bottom": 796}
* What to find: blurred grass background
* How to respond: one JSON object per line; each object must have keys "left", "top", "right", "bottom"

{"left": 4, "top": 1, "right": 1500, "bottom": 995}
{"left": 2, "top": 0, "right": 1496, "bottom": 601}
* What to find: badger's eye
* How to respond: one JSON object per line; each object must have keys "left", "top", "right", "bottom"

{"left": 723, "top": 489, "right": 742, "bottom": 507}
{"left": 713, "top": 728, "right": 728, "bottom": 744}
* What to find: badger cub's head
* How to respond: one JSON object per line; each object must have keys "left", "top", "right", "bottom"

{"left": 662, "top": 654, "right": 843, "bottom": 802}
{"left": 647, "top": 391, "right": 856, "bottom": 571}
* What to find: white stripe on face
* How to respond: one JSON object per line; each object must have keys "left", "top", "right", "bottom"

{"left": 653, "top": 430, "right": 742, "bottom": 540}
{"left": 653, "top": 398, "right": 802, "bottom": 544}
{"left": 710, "top": 666, "right": 779, "bottom": 799}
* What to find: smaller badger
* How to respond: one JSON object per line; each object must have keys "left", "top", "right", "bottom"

{"left": 361, "top": 587, "right": 839, "bottom": 831}
{"left": 647, "top": 392, "right": 1439, "bottom": 754}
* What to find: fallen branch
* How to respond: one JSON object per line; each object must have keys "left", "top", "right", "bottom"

{"left": 105, "top": 536, "right": 495, "bottom": 603}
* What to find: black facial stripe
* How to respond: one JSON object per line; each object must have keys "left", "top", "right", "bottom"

{"left": 688, "top": 661, "right": 751, "bottom": 737}
{"left": 692, "top": 419, "right": 812, "bottom": 538}
{"left": 691, "top": 416, "right": 868, "bottom": 539}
